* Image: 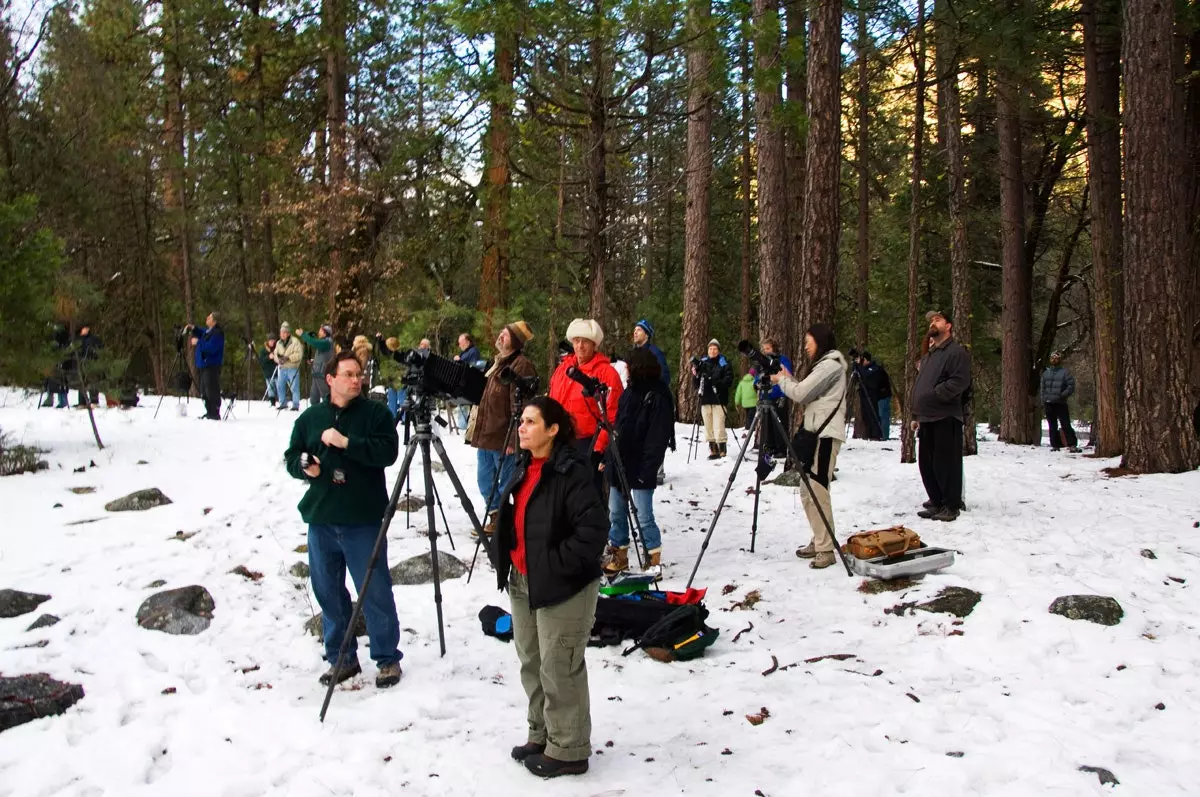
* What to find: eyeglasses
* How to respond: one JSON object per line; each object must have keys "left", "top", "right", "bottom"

{"left": 336, "top": 372, "right": 364, "bottom": 380}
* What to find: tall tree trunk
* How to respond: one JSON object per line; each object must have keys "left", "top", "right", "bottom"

{"left": 900, "top": 0, "right": 926, "bottom": 464}
{"left": 996, "top": 64, "right": 1034, "bottom": 444}
{"left": 753, "top": 0, "right": 789, "bottom": 348}
{"left": 855, "top": 3, "right": 870, "bottom": 351}
{"left": 1084, "top": 0, "right": 1125, "bottom": 456}
{"left": 324, "top": 0, "right": 348, "bottom": 325}
{"left": 784, "top": 0, "right": 806, "bottom": 360}
{"left": 938, "top": 0, "right": 977, "bottom": 455}
{"left": 585, "top": 9, "right": 609, "bottom": 326}
{"left": 479, "top": 23, "right": 516, "bottom": 340}
{"left": 799, "top": 0, "right": 841, "bottom": 331}
{"left": 1121, "top": 0, "right": 1199, "bottom": 472}
{"left": 739, "top": 8, "right": 754, "bottom": 345}
{"left": 680, "top": 0, "right": 713, "bottom": 425}
{"left": 249, "top": 0, "right": 278, "bottom": 332}
{"left": 161, "top": 0, "right": 194, "bottom": 324}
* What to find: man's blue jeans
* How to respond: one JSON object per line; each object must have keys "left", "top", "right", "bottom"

{"left": 277, "top": 367, "right": 300, "bottom": 409}
{"left": 307, "top": 523, "right": 402, "bottom": 667}
{"left": 877, "top": 398, "right": 891, "bottom": 440}
{"left": 476, "top": 448, "right": 517, "bottom": 514}
{"left": 608, "top": 487, "right": 662, "bottom": 551}
{"left": 387, "top": 387, "right": 408, "bottom": 420}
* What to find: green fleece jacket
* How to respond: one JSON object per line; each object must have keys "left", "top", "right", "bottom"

{"left": 284, "top": 395, "right": 399, "bottom": 525}
{"left": 734, "top": 374, "right": 758, "bottom": 408}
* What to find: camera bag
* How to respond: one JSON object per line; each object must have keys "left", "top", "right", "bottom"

{"left": 844, "top": 526, "right": 922, "bottom": 559}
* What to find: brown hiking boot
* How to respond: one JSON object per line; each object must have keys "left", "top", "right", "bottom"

{"left": 718, "top": 443, "right": 727, "bottom": 458}
{"left": 375, "top": 662, "right": 403, "bottom": 688}
{"left": 795, "top": 543, "right": 816, "bottom": 559}
{"left": 707, "top": 442, "right": 719, "bottom": 460}
{"left": 318, "top": 660, "right": 362, "bottom": 686}
{"left": 471, "top": 511, "right": 498, "bottom": 540}
{"left": 602, "top": 545, "right": 629, "bottom": 576}
{"left": 645, "top": 548, "right": 662, "bottom": 571}
{"left": 810, "top": 551, "right": 836, "bottom": 569}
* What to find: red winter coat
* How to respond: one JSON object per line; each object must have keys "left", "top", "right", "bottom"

{"left": 548, "top": 352, "right": 623, "bottom": 452}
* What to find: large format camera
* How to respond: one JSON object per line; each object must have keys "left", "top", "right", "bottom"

{"left": 376, "top": 335, "right": 486, "bottom": 404}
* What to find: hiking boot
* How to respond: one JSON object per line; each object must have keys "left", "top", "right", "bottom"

{"left": 268, "top": 397, "right": 276, "bottom": 407}
{"left": 318, "top": 660, "right": 362, "bottom": 686}
{"left": 718, "top": 443, "right": 727, "bottom": 458}
{"left": 511, "top": 742, "right": 546, "bottom": 762}
{"left": 524, "top": 753, "right": 589, "bottom": 778}
{"left": 795, "top": 543, "right": 817, "bottom": 559}
{"left": 1068, "top": 447, "right": 1082, "bottom": 453}
{"left": 922, "top": 500, "right": 938, "bottom": 510}
{"left": 932, "top": 507, "right": 959, "bottom": 522}
{"left": 646, "top": 548, "right": 662, "bottom": 569}
{"left": 471, "top": 511, "right": 498, "bottom": 540}
{"left": 810, "top": 551, "right": 836, "bottom": 569}
{"left": 375, "top": 662, "right": 403, "bottom": 688}
{"left": 707, "top": 442, "right": 719, "bottom": 460}
{"left": 602, "top": 545, "right": 629, "bottom": 576}
{"left": 917, "top": 506, "right": 942, "bottom": 519}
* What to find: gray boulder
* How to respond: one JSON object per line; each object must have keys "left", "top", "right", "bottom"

{"left": 136, "top": 586, "right": 215, "bottom": 635}
{"left": 1049, "top": 595, "right": 1123, "bottom": 626}
{"left": 26, "top": 614, "right": 60, "bottom": 631}
{"left": 0, "top": 674, "right": 85, "bottom": 733}
{"left": 289, "top": 561, "right": 310, "bottom": 579}
{"left": 396, "top": 494, "right": 427, "bottom": 512}
{"left": 390, "top": 551, "right": 466, "bottom": 585}
{"left": 105, "top": 488, "right": 173, "bottom": 512}
{"left": 0, "top": 589, "right": 51, "bottom": 619}
{"left": 917, "top": 587, "right": 982, "bottom": 618}
{"left": 305, "top": 612, "right": 366, "bottom": 638}
{"left": 765, "top": 471, "right": 803, "bottom": 488}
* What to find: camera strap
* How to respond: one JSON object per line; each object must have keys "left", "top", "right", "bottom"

{"left": 810, "top": 382, "right": 845, "bottom": 437}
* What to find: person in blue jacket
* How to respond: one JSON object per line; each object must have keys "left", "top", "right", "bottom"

{"left": 760, "top": 339, "right": 793, "bottom": 458}
{"left": 189, "top": 311, "right": 225, "bottom": 420}
{"left": 632, "top": 319, "right": 673, "bottom": 483}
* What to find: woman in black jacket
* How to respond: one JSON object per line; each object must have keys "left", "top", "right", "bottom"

{"left": 602, "top": 347, "right": 674, "bottom": 576}
{"left": 492, "top": 396, "right": 608, "bottom": 779}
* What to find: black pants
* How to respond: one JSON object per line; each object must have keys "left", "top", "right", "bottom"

{"left": 1044, "top": 402, "right": 1077, "bottom": 449}
{"left": 199, "top": 366, "right": 222, "bottom": 419}
{"left": 572, "top": 436, "right": 606, "bottom": 507}
{"left": 744, "top": 406, "right": 756, "bottom": 431}
{"left": 918, "top": 417, "right": 963, "bottom": 511}
{"left": 858, "top": 388, "right": 882, "bottom": 439}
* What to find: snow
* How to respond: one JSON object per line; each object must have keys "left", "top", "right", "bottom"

{"left": 1, "top": 389, "right": 1199, "bottom": 796}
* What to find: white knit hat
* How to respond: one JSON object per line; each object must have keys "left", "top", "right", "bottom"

{"left": 565, "top": 318, "right": 604, "bottom": 346}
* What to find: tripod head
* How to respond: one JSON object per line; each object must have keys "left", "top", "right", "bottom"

{"left": 401, "top": 385, "right": 442, "bottom": 431}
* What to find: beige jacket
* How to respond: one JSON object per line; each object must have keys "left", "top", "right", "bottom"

{"left": 274, "top": 336, "right": 305, "bottom": 369}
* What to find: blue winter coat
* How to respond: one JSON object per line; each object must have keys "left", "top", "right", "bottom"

{"left": 768, "top": 354, "right": 794, "bottom": 402}
{"left": 192, "top": 324, "right": 225, "bottom": 368}
{"left": 1040, "top": 366, "right": 1075, "bottom": 405}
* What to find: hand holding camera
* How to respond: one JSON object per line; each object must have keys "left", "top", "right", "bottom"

{"left": 300, "top": 452, "right": 321, "bottom": 478}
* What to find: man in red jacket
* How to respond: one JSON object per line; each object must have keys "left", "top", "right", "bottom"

{"left": 549, "top": 318, "right": 623, "bottom": 500}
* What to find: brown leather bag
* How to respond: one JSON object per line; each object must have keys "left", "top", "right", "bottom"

{"left": 844, "top": 527, "right": 922, "bottom": 559}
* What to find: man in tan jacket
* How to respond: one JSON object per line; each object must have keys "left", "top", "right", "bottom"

{"left": 273, "top": 322, "right": 305, "bottom": 411}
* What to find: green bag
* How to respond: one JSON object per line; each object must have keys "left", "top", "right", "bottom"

{"left": 622, "top": 603, "right": 719, "bottom": 662}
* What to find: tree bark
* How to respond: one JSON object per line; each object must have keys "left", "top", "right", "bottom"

{"left": 249, "top": 0, "right": 278, "bottom": 332}
{"left": 784, "top": 0, "right": 806, "bottom": 360}
{"left": 739, "top": 6, "right": 754, "bottom": 346}
{"left": 938, "top": 0, "right": 977, "bottom": 455}
{"left": 855, "top": 3, "right": 870, "bottom": 351}
{"left": 799, "top": 0, "right": 841, "bottom": 331}
{"left": 161, "top": 0, "right": 194, "bottom": 325}
{"left": 680, "top": 0, "right": 713, "bottom": 425}
{"left": 900, "top": 0, "right": 925, "bottom": 464}
{"left": 1121, "top": 0, "right": 1199, "bottom": 472}
{"left": 753, "top": 0, "right": 789, "bottom": 349}
{"left": 996, "top": 65, "right": 1034, "bottom": 444}
{"left": 324, "top": 0, "right": 348, "bottom": 325}
{"left": 585, "top": 5, "right": 609, "bottom": 326}
{"left": 479, "top": 23, "right": 516, "bottom": 340}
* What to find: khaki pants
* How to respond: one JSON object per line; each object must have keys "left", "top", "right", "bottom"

{"left": 701, "top": 405, "right": 726, "bottom": 443}
{"left": 802, "top": 440, "right": 841, "bottom": 553}
{"left": 509, "top": 571, "right": 599, "bottom": 761}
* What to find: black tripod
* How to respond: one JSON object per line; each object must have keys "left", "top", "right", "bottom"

{"left": 318, "top": 387, "right": 487, "bottom": 722}
{"left": 685, "top": 378, "right": 854, "bottom": 589}
{"left": 154, "top": 337, "right": 191, "bottom": 419}
{"left": 399, "top": 400, "right": 456, "bottom": 552}
{"left": 848, "top": 367, "right": 884, "bottom": 439}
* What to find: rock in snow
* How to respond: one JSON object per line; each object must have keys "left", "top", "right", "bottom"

{"left": 0, "top": 674, "right": 85, "bottom": 733}
{"left": 0, "top": 589, "right": 51, "bottom": 619}
{"left": 389, "top": 551, "right": 466, "bottom": 585}
{"left": 1049, "top": 595, "right": 1124, "bottom": 626}
{"left": 25, "top": 614, "right": 60, "bottom": 631}
{"left": 104, "top": 488, "right": 173, "bottom": 512}
{"left": 136, "top": 586, "right": 215, "bottom": 634}
{"left": 916, "top": 587, "right": 982, "bottom": 618}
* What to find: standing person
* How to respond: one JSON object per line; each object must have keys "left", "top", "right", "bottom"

{"left": 469, "top": 321, "right": 537, "bottom": 536}
{"left": 691, "top": 339, "right": 733, "bottom": 460}
{"left": 548, "top": 319, "right": 623, "bottom": 499}
{"left": 912, "top": 310, "right": 972, "bottom": 522}
{"left": 274, "top": 322, "right": 304, "bottom": 411}
{"left": 257, "top": 336, "right": 279, "bottom": 406}
{"left": 602, "top": 348, "right": 674, "bottom": 575}
{"left": 188, "top": 313, "right": 224, "bottom": 420}
{"left": 760, "top": 339, "right": 794, "bottom": 457}
{"left": 864, "top": 353, "right": 894, "bottom": 440}
{"left": 632, "top": 319, "right": 672, "bottom": 485}
{"left": 351, "top": 335, "right": 373, "bottom": 375}
{"left": 73, "top": 324, "right": 103, "bottom": 407}
{"left": 454, "top": 333, "right": 484, "bottom": 429}
{"left": 1040, "top": 352, "right": 1080, "bottom": 452}
{"left": 851, "top": 351, "right": 882, "bottom": 440}
{"left": 490, "top": 397, "right": 608, "bottom": 778}
{"left": 771, "top": 324, "right": 849, "bottom": 569}
{"left": 46, "top": 324, "right": 71, "bottom": 408}
{"left": 298, "top": 324, "right": 334, "bottom": 405}
{"left": 284, "top": 351, "right": 403, "bottom": 689}
{"left": 735, "top": 368, "right": 759, "bottom": 430}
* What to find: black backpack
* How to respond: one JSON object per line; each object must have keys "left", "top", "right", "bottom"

{"left": 590, "top": 594, "right": 675, "bottom": 648}
{"left": 621, "top": 603, "right": 719, "bottom": 662}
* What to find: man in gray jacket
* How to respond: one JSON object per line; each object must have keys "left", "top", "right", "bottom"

{"left": 1040, "top": 352, "right": 1079, "bottom": 452}
{"left": 912, "top": 310, "right": 972, "bottom": 522}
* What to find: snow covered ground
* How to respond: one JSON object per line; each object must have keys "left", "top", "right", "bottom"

{"left": 1, "top": 389, "right": 1198, "bottom": 796}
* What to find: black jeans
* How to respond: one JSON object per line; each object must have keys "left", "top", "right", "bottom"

{"left": 199, "top": 366, "right": 222, "bottom": 419}
{"left": 918, "top": 417, "right": 963, "bottom": 511}
{"left": 1044, "top": 402, "right": 1077, "bottom": 449}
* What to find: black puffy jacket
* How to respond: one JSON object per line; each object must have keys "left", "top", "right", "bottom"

{"left": 693, "top": 355, "right": 733, "bottom": 405}
{"left": 606, "top": 378, "right": 675, "bottom": 490}
{"left": 492, "top": 443, "right": 608, "bottom": 610}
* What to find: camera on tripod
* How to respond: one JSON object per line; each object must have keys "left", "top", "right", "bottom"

{"left": 498, "top": 365, "right": 539, "bottom": 395}
{"left": 566, "top": 365, "right": 603, "bottom": 397}
{"left": 375, "top": 334, "right": 485, "bottom": 404}
{"left": 173, "top": 325, "right": 191, "bottom": 352}
{"left": 737, "top": 340, "right": 781, "bottom": 386}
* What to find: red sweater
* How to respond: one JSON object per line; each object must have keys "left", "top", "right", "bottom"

{"left": 548, "top": 353, "right": 624, "bottom": 451}
{"left": 511, "top": 457, "right": 545, "bottom": 575}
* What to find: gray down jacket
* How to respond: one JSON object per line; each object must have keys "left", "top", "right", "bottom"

{"left": 777, "top": 350, "right": 849, "bottom": 442}
{"left": 1040, "top": 366, "right": 1075, "bottom": 405}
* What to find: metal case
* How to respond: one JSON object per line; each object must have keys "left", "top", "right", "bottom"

{"left": 847, "top": 545, "right": 956, "bottom": 580}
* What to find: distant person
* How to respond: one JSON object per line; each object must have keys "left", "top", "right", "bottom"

{"left": 188, "top": 313, "right": 224, "bottom": 420}
{"left": 72, "top": 324, "right": 103, "bottom": 407}
{"left": 760, "top": 339, "right": 793, "bottom": 458}
{"left": 43, "top": 324, "right": 71, "bottom": 408}
{"left": 297, "top": 324, "right": 334, "bottom": 405}
{"left": 864, "top": 353, "right": 894, "bottom": 440}
{"left": 454, "top": 333, "right": 484, "bottom": 429}
{"left": 735, "top": 368, "right": 759, "bottom": 430}
{"left": 418, "top": 338, "right": 432, "bottom": 352}
{"left": 273, "top": 322, "right": 304, "bottom": 411}
{"left": 1040, "top": 351, "right": 1079, "bottom": 452}
{"left": 692, "top": 339, "right": 733, "bottom": 460}
{"left": 257, "top": 336, "right": 278, "bottom": 406}
{"left": 632, "top": 318, "right": 672, "bottom": 484}
{"left": 912, "top": 310, "right": 972, "bottom": 522}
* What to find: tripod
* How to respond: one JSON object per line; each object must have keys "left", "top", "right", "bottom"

{"left": 398, "top": 400, "right": 457, "bottom": 550}
{"left": 319, "top": 387, "right": 487, "bottom": 722}
{"left": 590, "top": 382, "right": 656, "bottom": 575}
{"left": 848, "top": 367, "right": 884, "bottom": 440}
{"left": 154, "top": 344, "right": 190, "bottom": 419}
{"left": 684, "top": 378, "right": 854, "bottom": 589}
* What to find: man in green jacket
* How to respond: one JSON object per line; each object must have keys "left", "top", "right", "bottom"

{"left": 298, "top": 324, "right": 334, "bottom": 405}
{"left": 284, "top": 350, "right": 403, "bottom": 689}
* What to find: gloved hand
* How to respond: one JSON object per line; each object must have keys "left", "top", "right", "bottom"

{"left": 755, "top": 453, "right": 777, "bottom": 482}
{"left": 591, "top": 450, "right": 604, "bottom": 470}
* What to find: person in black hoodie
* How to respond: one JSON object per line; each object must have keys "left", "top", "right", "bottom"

{"left": 601, "top": 347, "right": 674, "bottom": 576}
{"left": 692, "top": 339, "right": 734, "bottom": 459}
{"left": 491, "top": 396, "right": 608, "bottom": 779}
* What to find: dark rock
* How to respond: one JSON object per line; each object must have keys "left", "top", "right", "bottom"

{"left": 136, "top": 586, "right": 215, "bottom": 635}
{"left": 946, "top": 751, "right": 965, "bottom": 758}
{"left": 0, "top": 590, "right": 51, "bottom": 619}
{"left": 26, "top": 614, "right": 60, "bottom": 631}
{"left": 396, "top": 494, "right": 427, "bottom": 512}
{"left": 305, "top": 612, "right": 366, "bottom": 638}
{"left": 1140, "top": 549, "right": 1157, "bottom": 560}
{"left": 68, "top": 487, "right": 95, "bottom": 495}
{"left": 916, "top": 587, "right": 982, "bottom": 618}
{"left": 0, "top": 674, "right": 85, "bottom": 732}
{"left": 765, "top": 471, "right": 803, "bottom": 488}
{"left": 1078, "top": 765, "right": 1119, "bottom": 786}
{"left": 1049, "top": 595, "right": 1123, "bottom": 626}
{"left": 389, "top": 551, "right": 466, "bottom": 586}
{"left": 289, "top": 562, "right": 310, "bottom": 579}
{"left": 294, "top": 544, "right": 308, "bottom": 554}
{"left": 858, "top": 577, "right": 922, "bottom": 594}
{"left": 105, "top": 488, "right": 173, "bottom": 512}
{"left": 228, "top": 565, "right": 263, "bottom": 582}
{"left": 146, "top": 579, "right": 167, "bottom": 589}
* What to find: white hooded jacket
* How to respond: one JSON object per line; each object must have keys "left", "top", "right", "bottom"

{"left": 777, "top": 350, "right": 849, "bottom": 442}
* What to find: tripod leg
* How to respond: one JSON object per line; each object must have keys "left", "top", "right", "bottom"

{"left": 319, "top": 436, "right": 419, "bottom": 722}
{"left": 420, "top": 438, "right": 447, "bottom": 658}
{"left": 685, "top": 410, "right": 762, "bottom": 590}
{"left": 428, "top": 479, "right": 456, "bottom": 551}
{"left": 750, "top": 470, "right": 763, "bottom": 553}
{"left": 466, "top": 415, "right": 520, "bottom": 584}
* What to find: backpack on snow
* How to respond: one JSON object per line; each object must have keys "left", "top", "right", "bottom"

{"left": 621, "top": 603, "right": 719, "bottom": 663}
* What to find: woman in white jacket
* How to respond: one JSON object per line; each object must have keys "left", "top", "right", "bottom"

{"left": 771, "top": 323, "right": 848, "bottom": 569}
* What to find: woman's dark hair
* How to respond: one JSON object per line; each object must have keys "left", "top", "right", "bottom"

{"left": 626, "top": 347, "right": 661, "bottom": 383}
{"left": 805, "top": 323, "right": 837, "bottom": 362}
{"left": 525, "top": 396, "right": 576, "bottom": 447}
